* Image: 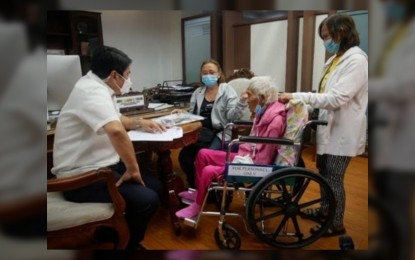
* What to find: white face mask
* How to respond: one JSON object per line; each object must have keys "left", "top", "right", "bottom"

{"left": 105, "top": 73, "right": 132, "bottom": 94}
{"left": 119, "top": 75, "right": 132, "bottom": 94}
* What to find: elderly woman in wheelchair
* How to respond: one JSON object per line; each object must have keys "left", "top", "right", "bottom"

{"left": 176, "top": 76, "right": 286, "bottom": 219}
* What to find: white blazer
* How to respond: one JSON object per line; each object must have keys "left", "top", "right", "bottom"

{"left": 293, "top": 46, "right": 368, "bottom": 156}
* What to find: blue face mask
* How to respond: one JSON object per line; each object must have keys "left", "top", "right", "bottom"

{"left": 385, "top": 2, "right": 406, "bottom": 22}
{"left": 324, "top": 38, "right": 340, "bottom": 54}
{"left": 255, "top": 104, "right": 264, "bottom": 115}
{"left": 202, "top": 74, "right": 218, "bottom": 87}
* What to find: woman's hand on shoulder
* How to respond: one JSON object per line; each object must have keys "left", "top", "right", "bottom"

{"left": 278, "top": 92, "right": 293, "bottom": 103}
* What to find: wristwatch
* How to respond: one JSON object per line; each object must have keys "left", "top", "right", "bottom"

{"left": 135, "top": 117, "right": 143, "bottom": 130}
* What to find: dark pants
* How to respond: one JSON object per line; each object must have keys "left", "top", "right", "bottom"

{"left": 63, "top": 161, "right": 162, "bottom": 248}
{"left": 179, "top": 136, "right": 222, "bottom": 188}
{"left": 316, "top": 154, "right": 351, "bottom": 227}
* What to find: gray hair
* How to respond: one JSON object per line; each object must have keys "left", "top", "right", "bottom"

{"left": 246, "top": 76, "right": 279, "bottom": 105}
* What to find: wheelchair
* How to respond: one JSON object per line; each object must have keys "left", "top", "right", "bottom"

{"left": 178, "top": 116, "right": 336, "bottom": 249}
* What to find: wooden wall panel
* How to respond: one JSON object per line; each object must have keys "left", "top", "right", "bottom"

{"left": 285, "top": 11, "right": 300, "bottom": 93}
{"left": 300, "top": 11, "right": 316, "bottom": 92}
{"left": 233, "top": 25, "right": 250, "bottom": 71}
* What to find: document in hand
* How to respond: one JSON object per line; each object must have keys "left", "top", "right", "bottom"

{"left": 152, "top": 112, "right": 204, "bottom": 127}
{"left": 128, "top": 126, "right": 183, "bottom": 141}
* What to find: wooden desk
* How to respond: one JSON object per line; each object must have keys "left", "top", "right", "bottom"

{"left": 47, "top": 107, "right": 201, "bottom": 235}
{"left": 131, "top": 121, "right": 201, "bottom": 234}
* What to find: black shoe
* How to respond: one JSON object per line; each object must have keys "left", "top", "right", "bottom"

{"left": 127, "top": 242, "right": 147, "bottom": 251}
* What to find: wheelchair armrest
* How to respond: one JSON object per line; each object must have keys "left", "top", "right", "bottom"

{"left": 239, "top": 136, "right": 294, "bottom": 145}
{"left": 232, "top": 120, "right": 253, "bottom": 126}
{"left": 48, "top": 168, "right": 115, "bottom": 192}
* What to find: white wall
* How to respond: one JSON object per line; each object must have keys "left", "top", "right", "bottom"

{"left": 99, "top": 11, "right": 183, "bottom": 91}
{"left": 251, "top": 20, "right": 288, "bottom": 91}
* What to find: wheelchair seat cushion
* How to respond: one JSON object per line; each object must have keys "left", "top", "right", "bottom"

{"left": 275, "top": 99, "right": 309, "bottom": 166}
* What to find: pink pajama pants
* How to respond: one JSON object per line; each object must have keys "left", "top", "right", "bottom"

{"left": 194, "top": 148, "right": 236, "bottom": 205}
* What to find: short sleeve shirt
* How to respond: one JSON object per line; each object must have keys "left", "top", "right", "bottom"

{"left": 52, "top": 71, "right": 121, "bottom": 178}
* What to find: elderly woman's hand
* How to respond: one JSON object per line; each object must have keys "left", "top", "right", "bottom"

{"left": 241, "top": 91, "right": 249, "bottom": 101}
{"left": 278, "top": 92, "right": 293, "bottom": 103}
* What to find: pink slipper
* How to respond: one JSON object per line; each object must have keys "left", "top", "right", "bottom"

{"left": 175, "top": 203, "right": 201, "bottom": 219}
{"left": 178, "top": 190, "right": 197, "bottom": 202}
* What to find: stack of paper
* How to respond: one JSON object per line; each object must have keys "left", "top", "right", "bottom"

{"left": 128, "top": 126, "right": 183, "bottom": 141}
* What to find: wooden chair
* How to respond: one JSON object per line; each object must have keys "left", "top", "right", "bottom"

{"left": 47, "top": 168, "right": 130, "bottom": 249}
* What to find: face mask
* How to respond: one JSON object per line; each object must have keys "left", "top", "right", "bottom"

{"left": 202, "top": 74, "right": 218, "bottom": 87}
{"left": 324, "top": 38, "right": 340, "bottom": 54}
{"left": 255, "top": 104, "right": 264, "bottom": 115}
{"left": 118, "top": 74, "right": 132, "bottom": 94}
{"left": 385, "top": 2, "right": 406, "bottom": 22}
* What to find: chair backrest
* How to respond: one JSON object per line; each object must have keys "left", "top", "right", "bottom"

{"left": 47, "top": 55, "right": 82, "bottom": 111}
{"left": 275, "top": 99, "right": 309, "bottom": 166}
{"left": 228, "top": 78, "right": 252, "bottom": 120}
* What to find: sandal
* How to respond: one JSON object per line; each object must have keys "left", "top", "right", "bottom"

{"left": 310, "top": 224, "right": 346, "bottom": 237}
{"left": 302, "top": 207, "right": 328, "bottom": 220}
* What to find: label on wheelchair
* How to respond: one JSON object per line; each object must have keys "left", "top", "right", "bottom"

{"left": 225, "top": 163, "right": 284, "bottom": 183}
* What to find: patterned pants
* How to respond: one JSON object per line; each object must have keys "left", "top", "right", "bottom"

{"left": 317, "top": 154, "right": 351, "bottom": 227}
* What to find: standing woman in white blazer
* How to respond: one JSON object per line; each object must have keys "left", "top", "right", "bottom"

{"left": 279, "top": 13, "right": 368, "bottom": 236}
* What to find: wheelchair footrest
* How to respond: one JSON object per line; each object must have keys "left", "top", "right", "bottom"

{"left": 180, "top": 198, "right": 193, "bottom": 205}
{"left": 183, "top": 217, "right": 197, "bottom": 228}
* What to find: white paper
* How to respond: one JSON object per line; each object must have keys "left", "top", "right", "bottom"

{"left": 128, "top": 126, "right": 183, "bottom": 141}
{"left": 148, "top": 103, "right": 174, "bottom": 110}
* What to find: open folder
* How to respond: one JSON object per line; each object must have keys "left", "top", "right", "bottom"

{"left": 128, "top": 126, "right": 183, "bottom": 141}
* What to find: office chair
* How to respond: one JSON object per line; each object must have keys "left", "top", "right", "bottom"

{"left": 47, "top": 168, "right": 130, "bottom": 249}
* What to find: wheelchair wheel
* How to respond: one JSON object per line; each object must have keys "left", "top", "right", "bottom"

{"left": 246, "top": 167, "right": 335, "bottom": 248}
{"left": 214, "top": 223, "right": 241, "bottom": 249}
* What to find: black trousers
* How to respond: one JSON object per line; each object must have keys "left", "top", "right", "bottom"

{"left": 63, "top": 161, "right": 163, "bottom": 247}
{"left": 316, "top": 154, "right": 351, "bottom": 227}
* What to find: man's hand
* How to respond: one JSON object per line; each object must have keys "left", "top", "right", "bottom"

{"left": 116, "top": 168, "right": 145, "bottom": 187}
{"left": 139, "top": 119, "right": 167, "bottom": 133}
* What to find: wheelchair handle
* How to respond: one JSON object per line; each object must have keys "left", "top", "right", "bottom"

{"left": 307, "top": 120, "right": 328, "bottom": 126}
